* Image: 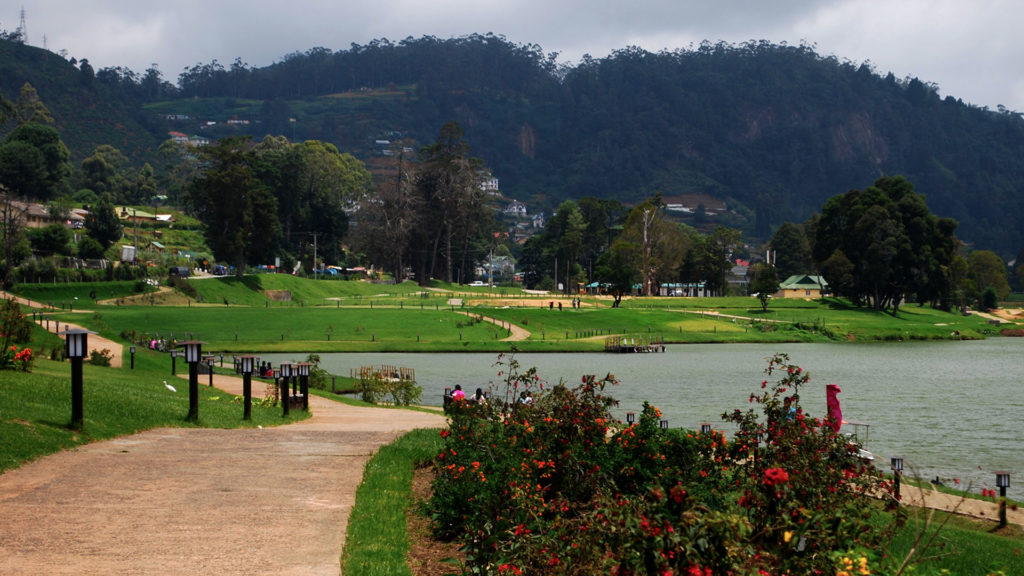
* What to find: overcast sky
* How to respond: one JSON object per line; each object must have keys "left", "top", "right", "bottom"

{"left": 7, "top": 0, "right": 1024, "bottom": 112}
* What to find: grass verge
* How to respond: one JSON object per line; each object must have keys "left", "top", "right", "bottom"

{"left": 341, "top": 428, "right": 443, "bottom": 576}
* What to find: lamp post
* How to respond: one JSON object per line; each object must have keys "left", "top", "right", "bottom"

{"left": 891, "top": 456, "right": 904, "bottom": 503}
{"left": 182, "top": 340, "right": 203, "bottom": 423}
{"left": 279, "top": 362, "right": 293, "bottom": 417}
{"left": 129, "top": 345, "right": 136, "bottom": 370}
{"left": 204, "top": 355, "right": 215, "bottom": 386}
{"left": 59, "top": 327, "right": 95, "bottom": 431}
{"left": 297, "top": 362, "right": 311, "bottom": 411}
{"left": 239, "top": 355, "right": 255, "bottom": 421}
{"left": 996, "top": 471, "right": 1011, "bottom": 528}
{"left": 700, "top": 422, "right": 712, "bottom": 435}
{"left": 170, "top": 349, "right": 178, "bottom": 375}
{"left": 659, "top": 419, "right": 669, "bottom": 430}
{"left": 626, "top": 411, "right": 636, "bottom": 425}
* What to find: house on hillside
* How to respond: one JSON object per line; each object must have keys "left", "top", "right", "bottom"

{"left": 504, "top": 200, "right": 527, "bottom": 217}
{"left": 777, "top": 275, "right": 829, "bottom": 298}
{"left": 9, "top": 200, "right": 86, "bottom": 229}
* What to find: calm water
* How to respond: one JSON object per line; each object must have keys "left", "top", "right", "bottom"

{"left": 262, "top": 339, "right": 1024, "bottom": 499}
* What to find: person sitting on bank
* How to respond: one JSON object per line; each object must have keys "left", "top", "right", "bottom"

{"left": 471, "top": 387, "right": 486, "bottom": 404}
{"left": 452, "top": 384, "right": 466, "bottom": 401}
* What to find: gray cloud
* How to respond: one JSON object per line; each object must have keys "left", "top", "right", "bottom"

{"left": 10, "top": 0, "right": 1024, "bottom": 110}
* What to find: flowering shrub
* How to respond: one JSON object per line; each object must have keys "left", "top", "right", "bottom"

{"left": 430, "top": 352, "right": 896, "bottom": 575}
{"left": 1, "top": 298, "right": 33, "bottom": 372}
{"left": 1, "top": 344, "right": 34, "bottom": 371}
{"left": 723, "top": 353, "right": 891, "bottom": 573}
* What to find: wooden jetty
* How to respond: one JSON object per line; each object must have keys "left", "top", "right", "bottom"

{"left": 604, "top": 335, "right": 665, "bottom": 353}
{"left": 351, "top": 364, "right": 415, "bottom": 381}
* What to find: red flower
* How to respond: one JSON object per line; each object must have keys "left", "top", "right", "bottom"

{"left": 763, "top": 467, "right": 790, "bottom": 486}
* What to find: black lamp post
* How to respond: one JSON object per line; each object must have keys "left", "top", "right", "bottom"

{"left": 170, "top": 349, "right": 178, "bottom": 375}
{"left": 239, "top": 355, "right": 255, "bottom": 421}
{"left": 129, "top": 345, "right": 136, "bottom": 370}
{"left": 59, "top": 327, "right": 95, "bottom": 431}
{"left": 626, "top": 411, "right": 636, "bottom": 425}
{"left": 700, "top": 422, "right": 712, "bottom": 435}
{"left": 891, "top": 456, "right": 904, "bottom": 503}
{"left": 204, "top": 355, "right": 215, "bottom": 386}
{"left": 279, "top": 362, "right": 293, "bottom": 417}
{"left": 996, "top": 471, "right": 1011, "bottom": 528}
{"left": 297, "top": 362, "right": 311, "bottom": 411}
{"left": 182, "top": 340, "right": 203, "bottom": 423}
{"left": 659, "top": 419, "right": 668, "bottom": 430}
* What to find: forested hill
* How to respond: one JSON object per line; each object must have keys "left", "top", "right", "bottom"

{"left": 3, "top": 35, "right": 1024, "bottom": 256}
{"left": 0, "top": 40, "right": 161, "bottom": 163}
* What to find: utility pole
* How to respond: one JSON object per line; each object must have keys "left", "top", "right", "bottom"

{"left": 311, "top": 232, "right": 319, "bottom": 277}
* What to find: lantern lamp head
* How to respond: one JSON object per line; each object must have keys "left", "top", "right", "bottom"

{"left": 891, "top": 456, "right": 904, "bottom": 472}
{"left": 59, "top": 327, "right": 97, "bottom": 358}
{"left": 280, "top": 362, "right": 293, "bottom": 377}
{"left": 996, "top": 472, "right": 1011, "bottom": 488}
{"left": 239, "top": 355, "right": 255, "bottom": 375}
{"left": 181, "top": 340, "right": 203, "bottom": 363}
{"left": 626, "top": 411, "right": 636, "bottom": 424}
{"left": 297, "top": 363, "right": 310, "bottom": 377}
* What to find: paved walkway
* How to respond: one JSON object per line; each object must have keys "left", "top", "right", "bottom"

{"left": 0, "top": 373, "right": 447, "bottom": 575}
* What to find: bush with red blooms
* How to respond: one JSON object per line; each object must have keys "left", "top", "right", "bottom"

{"left": 722, "top": 353, "right": 892, "bottom": 573}
{"left": 429, "top": 352, "right": 892, "bottom": 575}
{"left": 1, "top": 298, "right": 34, "bottom": 372}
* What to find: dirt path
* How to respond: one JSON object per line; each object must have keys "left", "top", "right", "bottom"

{"left": 454, "top": 310, "right": 530, "bottom": 341}
{"left": 897, "top": 482, "right": 1024, "bottom": 526}
{"left": 0, "top": 372, "right": 447, "bottom": 575}
{"left": 2, "top": 291, "right": 124, "bottom": 368}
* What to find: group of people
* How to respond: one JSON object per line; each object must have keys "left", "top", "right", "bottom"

{"left": 547, "top": 298, "right": 583, "bottom": 311}
{"left": 451, "top": 385, "right": 487, "bottom": 404}
{"left": 450, "top": 384, "right": 533, "bottom": 406}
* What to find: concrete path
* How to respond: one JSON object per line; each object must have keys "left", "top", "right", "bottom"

{"left": 0, "top": 373, "right": 447, "bottom": 575}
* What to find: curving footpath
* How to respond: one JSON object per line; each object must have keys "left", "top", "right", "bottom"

{"left": 2, "top": 291, "right": 124, "bottom": 367}
{"left": 0, "top": 373, "right": 446, "bottom": 575}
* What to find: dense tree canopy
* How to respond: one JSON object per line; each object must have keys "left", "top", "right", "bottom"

{"left": 408, "top": 122, "right": 492, "bottom": 285}
{"left": 769, "top": 222, "right": 813, "bottom": 280}
{"left": 84, "top": 193, "right": 123, "bottom": 250}
{"left": 5, "top": 34, "right": 1024, "bottom": 256}
{"left": 188, "top": 136, "right": 281, "bottom": 273}
{"left": 813, "top": 176, "right": 958, "bottom": 312}
{"left": 0, "top": 123, "right": 70, "bottom": 200}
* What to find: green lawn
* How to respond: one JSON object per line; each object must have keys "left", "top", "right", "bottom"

{"left": 10, "top": 280, "right": 157, "bottom": 307}
{"left": 0, "top": 330, "right": 308, "bottom": 473}
{"left": 9, "top": 278, "right": 1008, "bottom": 353}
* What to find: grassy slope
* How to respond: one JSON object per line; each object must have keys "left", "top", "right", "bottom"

{"left": 0, "top": 325, "right": 308, "bottom": 473}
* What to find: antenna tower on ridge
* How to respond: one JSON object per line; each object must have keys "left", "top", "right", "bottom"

{"left": 18, "top": 6, "right": 28, "bottom": 45}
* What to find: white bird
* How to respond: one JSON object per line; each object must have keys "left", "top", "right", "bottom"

{"left": 258, "top": 425, "right": 263, "bottom": 430}
{"left": 164, "top": 380, "right": 176, "bottom": 392}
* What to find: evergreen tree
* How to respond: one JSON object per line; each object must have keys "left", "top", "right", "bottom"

{"left": 84, "top": 194, "right": 123, "bottom": 250}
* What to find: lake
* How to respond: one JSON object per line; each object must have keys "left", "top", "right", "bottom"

{"left": 261, "top": 339, "right": 1024, "bottom": 500}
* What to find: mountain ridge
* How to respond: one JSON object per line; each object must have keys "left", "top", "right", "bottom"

{"left": 1, "top": 35, "right": 1022, "bottom": 256}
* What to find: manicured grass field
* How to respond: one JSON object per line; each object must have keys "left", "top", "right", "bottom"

{"left": 11, "top": 278, "right": 1006, "bottom": 355}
